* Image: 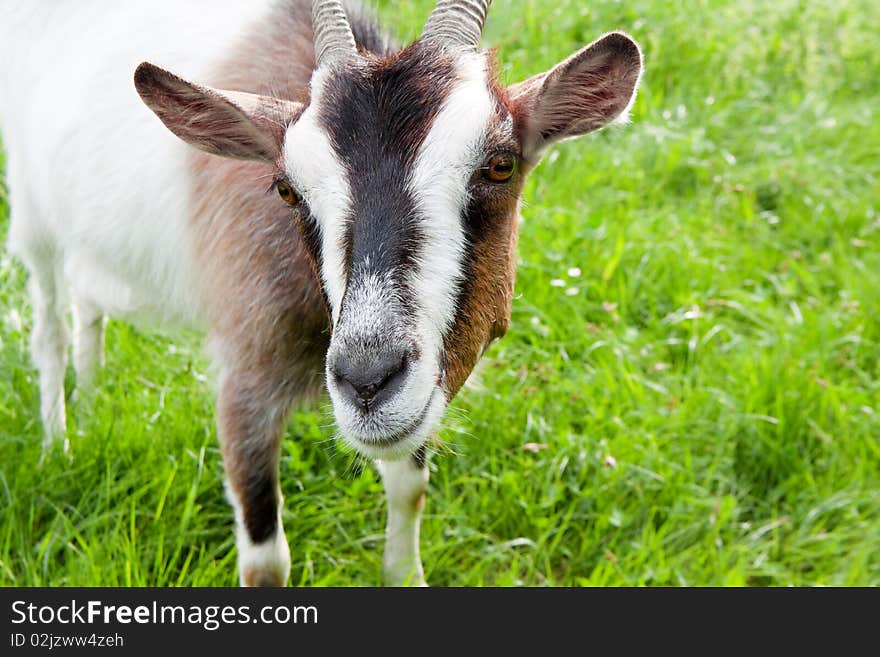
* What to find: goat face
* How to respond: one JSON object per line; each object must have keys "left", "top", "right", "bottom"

{"left": 285, "top": 44, "right": 522, "bottom": 459}
{"left": 135, "top": 0, "right": 643, "bottom": 461}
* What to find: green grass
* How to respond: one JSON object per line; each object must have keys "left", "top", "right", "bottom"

{"left": 2, "top": 0, "right": 879, "bottom": 586}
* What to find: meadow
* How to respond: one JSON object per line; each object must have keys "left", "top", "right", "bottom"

{"left": 1, "top": 0, "right": 878, "bottom": 586}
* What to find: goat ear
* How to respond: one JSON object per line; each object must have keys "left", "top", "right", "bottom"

{"left": 508, "top": 32, "right": 643, "bottom": 162}
{"left": 134, "top": 62, "right": 302, "bottom": 163}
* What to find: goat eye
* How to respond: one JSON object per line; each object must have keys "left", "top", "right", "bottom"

{"left": 276, "top": 180, "right": 300, "bottom": 206}
{"left": 484, "top": 154, "right": 517, "bottom": 183}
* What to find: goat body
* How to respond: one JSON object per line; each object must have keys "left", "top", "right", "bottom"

{"left": 0, "top": 0, "right": 642, "bottom": 585}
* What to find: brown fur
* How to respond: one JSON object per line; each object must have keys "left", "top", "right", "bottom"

{"left": 134, "top": 63, "right": 303, "bottom": 163}
{"left": 241, "top": 566, "right": 287, "bottom": 587}
{"left": 509, "top": 32, "right": 643, "bottom": 160}
{"left": 193, "top": 153, "right": 330, "bottom": 543}
{"left": 186, "top": 7, "right": 331, "bottom": 544}
{"left": 442, "top": 180, "right": 523, "bottom": 397}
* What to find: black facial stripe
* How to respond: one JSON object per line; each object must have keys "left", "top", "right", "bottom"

{"left": 316, "top": 44, "right": 458, "bottom": 319}
{"left": 345, "top": 159, "right": 421, "bottom": 298}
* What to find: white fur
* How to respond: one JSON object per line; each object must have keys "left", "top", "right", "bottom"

{"left": 377, "top": 457, "right": 429, "bottom": 586}
{"left": 283, "top": 66, "right": 355, "bottom": 328}
{"left": 71, "top": 292, "right": 105, "bottom": 390}
{"left": 1, "top": 1, "right": 277, "bottom": 334}
{"left": 0, "top": 1, "right": 277, "bottom": 447}
{"left": 22, "top": 253, "right": 68, "bottom": 446}
{"left": 408, "top": 53, "right": 494, "bottom": 345}
{"left": 228, "top": 485, "right": 291, "bottom": 587}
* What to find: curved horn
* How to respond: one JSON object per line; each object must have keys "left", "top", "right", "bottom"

{"left": 312, "top": 0, "right": 357, "bottom": 66}
{"left": 421, "top": 0, "right": 492, "bottom": 50}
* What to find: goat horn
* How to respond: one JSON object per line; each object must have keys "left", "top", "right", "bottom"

{"left": 421, "top": 0, "right": 492, "bottom": 50}
{"left": 312, "top": 0, "right": 357, "bottom": 66}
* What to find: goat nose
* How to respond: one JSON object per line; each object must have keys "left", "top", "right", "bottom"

{"left": 331, "top": 351, "right": 409, "bottom": 412}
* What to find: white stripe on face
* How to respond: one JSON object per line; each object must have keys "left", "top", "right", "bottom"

{"left": 286, "top": 53, "right": 497, "bottom": 459}
{"left": 408, "top": 53, "right": 495, "bottom": 349}
{"left": 283, "top": 67, "right": 351, "bottom": 327}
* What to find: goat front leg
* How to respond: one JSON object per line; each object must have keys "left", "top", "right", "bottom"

{"left": 217, "top": 371, "right": 292, "bottom": 587}
{"left": 377, "top": 447, "right": 429, "bottom": 586}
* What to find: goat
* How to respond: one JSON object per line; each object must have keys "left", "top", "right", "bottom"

{"left": 0, "top": 0, "right": 642, "bottom": 586}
